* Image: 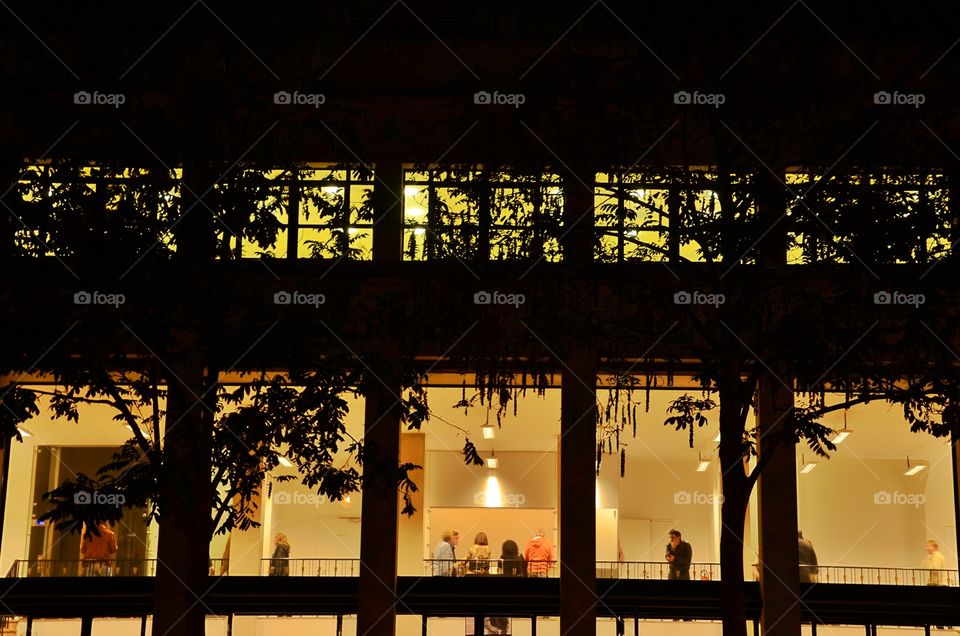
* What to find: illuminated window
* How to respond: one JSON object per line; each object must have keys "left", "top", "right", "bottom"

{"left": 595, "top": 170, "right": 756, "bottom": 263}
{"left": 402, "top": 167, "right": 563, "bottom": 261}
{"left": 218, "top": 165, "right": 374, "bottom": 260}
{"left": 14, "top": 162, "right": 179, "bottom": 258}
{"left": 786, "top": 171, "right": 951, "bottom": 265}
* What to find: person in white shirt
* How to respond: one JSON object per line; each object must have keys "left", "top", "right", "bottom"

{"left": 921, "top": 539, "right": 946, "bottom": 586}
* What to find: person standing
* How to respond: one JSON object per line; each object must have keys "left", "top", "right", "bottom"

{"left": 500, "top": 539, "right": 526, "bottom": 577}
{"left": 269, "top": 533, "right": 290, "bottom": 576}
{"left": 523, "top": 529, "right": 555, "bottom": 578}
{"left": 665, "top": 529, "right": 692, "bottom": 580}
{"left": 80, "top": 522, "right": 118, "bottom": 576}
{"left": 921, "top": 539, "right": 946, "bottom": 586}
{"left": 798, "top": 531, "right": 819, "bottom": 583}
{"left": 433, "top": 530, "right": 459, "bottom": 576}
{"left": 466, "top": 532, "right": 492, "bottom": 574}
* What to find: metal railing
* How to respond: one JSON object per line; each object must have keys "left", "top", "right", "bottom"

{"left": 260, "top": 558, "right": 360, "bottom": 577}
{"left": 7, "top": 558, "right": 228, "bottom": 578}
{"left": 597, "top": 561, "right": 721, "bottom": 580}
{"left": 423, "top": 559, "right": 558, "bottom": 577}
{"left": 6, "top": 557, "right": 956, "bottom": 587}
{"left": 810, "top": 566, "right": 958, "bottom": 587}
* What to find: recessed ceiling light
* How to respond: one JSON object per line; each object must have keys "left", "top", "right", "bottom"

{"left": 486, "top": 454, "right": 498, "bottom": 469}
{"left": 832, "top": 429, "right": 852, "bottom": 443}
{"left": 904, "top": 457, "right": 927, "bottom": 476}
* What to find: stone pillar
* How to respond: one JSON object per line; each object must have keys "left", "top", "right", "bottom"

{"left": 560, "top": 345, "right": 598, "bottom": 636}
{"left": 357, "top": 374, "right": 403, "bottom": 636}
{"left": 756, "top": 373, "right": 801, "bottom": 636}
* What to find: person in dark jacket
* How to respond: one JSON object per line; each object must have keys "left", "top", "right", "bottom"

{"left": 500, "top": 539, "right": 526, "bottom": 577}
{"left": 270, "top": 532, "right": 290, "bottom": 576}
{"left": 665, "top": 529, "right": 692, "bottom": 580}
{"left": 798, "top": 531, "right": 819, "bottom": 583}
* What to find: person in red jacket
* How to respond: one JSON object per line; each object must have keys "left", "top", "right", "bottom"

{"left": 523, "top": 529, "right": 554, "bottom": 577}
{"left": 80, "top": 522, "right": 118, "bottom": 576}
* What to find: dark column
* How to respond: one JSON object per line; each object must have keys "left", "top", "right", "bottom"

{"left": 357, "top": 373, "right": 403, "bottom": 636}
{"left": 756, "top": 372, "right": 801, "bottom": 636}
{"left": 560, "top": 344, "right": 598, "bottom": 636}
{"left": 372, "top": 160, "right": 403, "bottom": 263}
{"left": 752, "top": 166, "right": 802, "bottom": 636}
{"left": 558, "top": 166, "right": 598, "bottom": 636}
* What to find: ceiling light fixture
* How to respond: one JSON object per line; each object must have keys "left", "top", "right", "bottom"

{"left": 486, "top": 451, "right": 498, "bottom": 469}
{"left": 832, "top": 410, "right": 852, "bottom": 443}
{"left": 713, "top": 432, "right": 721, "bottom": 443}
{"left": 481, "top": 425, "right": 495, "bottom": 439}
{"left": 696, "top": 452, "right": 711, "bottom": 472}
{"left": 799, "top": 454, "right": 817, "bottom": 474}
{"left": 278, "top": 456, "right": 293, "bottom": 468}
{"left": 19, "top": 428, "right": 31, "bottom": 438}
{"left": 904, "top": 457, "right": 927, "bottom": 476}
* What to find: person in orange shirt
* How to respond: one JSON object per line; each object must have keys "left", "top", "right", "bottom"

{"left": 523, "top": 529, "right": 554, "bottom": 578}
{"left": 80, "top": 522, "right": 118, "bottom": 576}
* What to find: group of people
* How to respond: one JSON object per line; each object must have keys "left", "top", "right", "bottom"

{"left": 433, "top": 529, "right": 555, "bottom": 577}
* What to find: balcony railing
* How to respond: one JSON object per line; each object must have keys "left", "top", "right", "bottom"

{"left": 6, "top": 558, "right": 228, "bottom": 578}
{"left": 6, "top": 558, "right": 957, "bottom": 587}
{"left": 422, "top": 559, "right": 557, "bottom": 577}
{"left": 596, "top": 561, "right": 721, "bottom": 580}
{"left": 810, "top": 565, "right": 958, "bottom": 587}
{"left": 259, "top": 558, "right": 360, "bottom": 577}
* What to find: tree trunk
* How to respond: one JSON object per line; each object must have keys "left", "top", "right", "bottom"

{"left": 718, "top": 364, "right": 750, "bottom": 636}
{"left": 151, "top": 359, "right": 213, "bottom": 636}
